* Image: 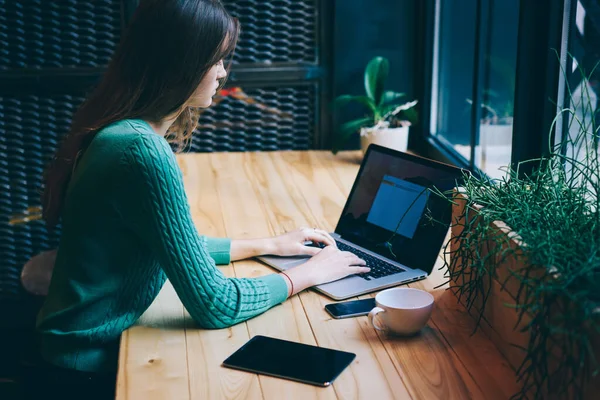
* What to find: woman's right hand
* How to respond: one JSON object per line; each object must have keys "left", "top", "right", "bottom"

{"left": 281, "top": 246, "right": 370, "bottom": 296}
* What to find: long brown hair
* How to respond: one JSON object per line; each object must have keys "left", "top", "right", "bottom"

{"left": 42, "top": 0, "right": 239, "bottom": 228}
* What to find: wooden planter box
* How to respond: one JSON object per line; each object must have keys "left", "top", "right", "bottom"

{"left": 449, "top": 193, "right": 600, "bottom": 398}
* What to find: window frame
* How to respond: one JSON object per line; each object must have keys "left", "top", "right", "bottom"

{"left": 411, "top": 0, "right": 574, "bottom": 178}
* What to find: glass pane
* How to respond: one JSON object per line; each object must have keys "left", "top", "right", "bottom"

{"left": 431, "top": 0, "right": 519, "bottom": 179}
{"left": 476, "top": 0, "right": 519, "bottom": 180}
{"left": 564, "top": 0, "right": 599, "bottom": 165}
{"left": 431, "top": 0, "right": 477, "bottom": 162}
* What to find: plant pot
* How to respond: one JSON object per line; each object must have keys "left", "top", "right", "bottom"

{"left": 360, "top": 126, "right": 409, "bottom": 155}
{"left": 449, "top": 192, "right": 600, "bottom": 398}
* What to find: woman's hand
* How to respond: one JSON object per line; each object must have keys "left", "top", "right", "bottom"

{"left": 281, "top": 246, "right": 370, "bottom": 296}
{"left": 229, "top": 227, "right": 336, "bottom": 261}
{"left": 268, "top": 227, "right": 337, "bottom": 257}
{"left": 228, "top": 227, "right": 368, "bottom": 296}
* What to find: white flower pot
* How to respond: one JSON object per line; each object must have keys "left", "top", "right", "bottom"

{"left": 360, "top": 126, "right": 409, "bottom": 154}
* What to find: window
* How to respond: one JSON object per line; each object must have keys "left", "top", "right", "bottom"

{"left": 563, "top": 0, "right": 600, "bottom": 162}
{"left": 430, "top": 0, "right": 477, "bottom": 162}
{"left": 430, "top": 0, "right": 520, "bottom": 179}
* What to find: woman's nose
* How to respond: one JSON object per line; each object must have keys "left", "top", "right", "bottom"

{"left": 217, "top": 63, "right": 227, "bottom": 79}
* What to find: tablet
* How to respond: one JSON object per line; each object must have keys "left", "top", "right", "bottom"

{"left": 222, "top": 335, "right": 356, "bottom": 387}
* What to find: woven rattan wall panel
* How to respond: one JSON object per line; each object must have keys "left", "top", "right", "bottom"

{"left": 189, "top": 85, "right": 316, "bottom": 151}
{"left": 0, "top": 95, "right": 82, "bottom": 299}
{"left": 0, "top": 0, "right": 121, "bottom": 69}
{"left": 223, "top": 0, "right": 317, "bottom": 64}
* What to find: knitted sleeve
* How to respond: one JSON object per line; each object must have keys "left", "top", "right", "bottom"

{"left": 202, "top": 236, "right": 231, "bottom": 265}
{"left": 119, "top": 133, "right": 288, "bottom": 329}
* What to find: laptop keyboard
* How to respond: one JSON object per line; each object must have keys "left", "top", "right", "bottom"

{"left": 335, "top": 241, "right": 405, "bottom": 281}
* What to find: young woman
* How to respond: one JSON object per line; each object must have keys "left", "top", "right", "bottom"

{"left": 32, "top": 0, "right": 368, "bottom": 397}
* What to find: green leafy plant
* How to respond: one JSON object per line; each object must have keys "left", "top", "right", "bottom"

{"left": 436, "top": 59, "right": 600, "bottom": 399}
{"left": 332, "top": 56, "right": 418, "bottom": 153}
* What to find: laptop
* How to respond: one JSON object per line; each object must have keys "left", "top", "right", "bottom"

{"left": 258, "top": 144, "right": 465, "bottom": 300}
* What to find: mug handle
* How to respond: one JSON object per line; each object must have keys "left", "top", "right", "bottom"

{"left": 368, "top": 307, "right": 386, "bottom": 332}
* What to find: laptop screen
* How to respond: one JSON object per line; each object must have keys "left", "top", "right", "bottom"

{"left": 335, "top": 145, "right": 463, "bottom": 274}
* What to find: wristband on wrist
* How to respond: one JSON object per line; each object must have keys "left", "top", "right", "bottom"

{"left": 280, "top": 272, "right": 294, "bottom": 297}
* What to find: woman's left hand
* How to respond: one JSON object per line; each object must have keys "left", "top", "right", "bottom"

{"left": 269, "top": 227, "right": 337, "bottom": 257}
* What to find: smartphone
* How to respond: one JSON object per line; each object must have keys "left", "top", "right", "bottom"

{"left": 222, "top": 335, "right": 356, "bottom": 387}
{"left": 324, "top": 298, "right": 377, "bottom": 319}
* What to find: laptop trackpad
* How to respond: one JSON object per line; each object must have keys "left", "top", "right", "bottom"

{"left": 258, "top": 255, "right": 310, "bottom": 271}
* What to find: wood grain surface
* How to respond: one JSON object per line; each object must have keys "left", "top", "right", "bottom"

{"left": 116, "top": 151, "right": 518, "bottom": 399}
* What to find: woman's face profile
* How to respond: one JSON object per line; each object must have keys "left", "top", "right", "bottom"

{"left": 187, "top": 60, "right": 227, "bottom": 108}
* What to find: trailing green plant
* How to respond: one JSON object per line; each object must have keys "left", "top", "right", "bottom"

{"left": 332, "top": 56, "right": 418, "bottom": 154}
{"left": 436, "top": 60, "right": 600, "bottom": 399}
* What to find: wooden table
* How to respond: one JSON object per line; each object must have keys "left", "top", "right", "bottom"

{"left": 116, "top": 151, "right": 518, "bottom": 400}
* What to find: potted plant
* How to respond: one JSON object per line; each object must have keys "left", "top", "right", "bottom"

{"left": 437, "top": 66, "right": 600, "bottom": 399}
{"left": 332, "top": 56, "right": 418, "bottom": 154}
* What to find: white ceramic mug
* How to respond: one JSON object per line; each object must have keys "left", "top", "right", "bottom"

{"left": 368, "top": 287, "right": 434, "bottom": 336}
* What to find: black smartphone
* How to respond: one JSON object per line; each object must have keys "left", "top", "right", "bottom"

{"left": 324, "top": 298, "right": 377, "bottom": 319}
{"left": 222, "top": 335, "right": 356, "bottom": 387}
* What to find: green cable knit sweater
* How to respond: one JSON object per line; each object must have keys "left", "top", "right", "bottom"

{"left": 36, "top": 119, "right": 288, "bottom": 373}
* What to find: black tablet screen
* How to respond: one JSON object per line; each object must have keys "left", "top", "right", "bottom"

{"left": 222, "top": 335, "right": 356, "bottom": 387}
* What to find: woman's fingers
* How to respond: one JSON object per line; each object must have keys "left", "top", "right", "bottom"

{"left": 350, "top": 266, "right": 371, "bottom": 274}
{"left": 299, "top": 245, "right": 321, "bottom": 256}
{"left": 350, "top": 256, "right": 366, "bottom": 266}
{"left": 340, "top": 251, "right": 366, "bottom": 265}
{"left": 314, "top": 229, "right": 337, "bottom": 247}
{"left": 304, "top": 231, "right": 333, "bottom": 247}
{"left": 302, "top": 227, "right": 336, "bottom": 247}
